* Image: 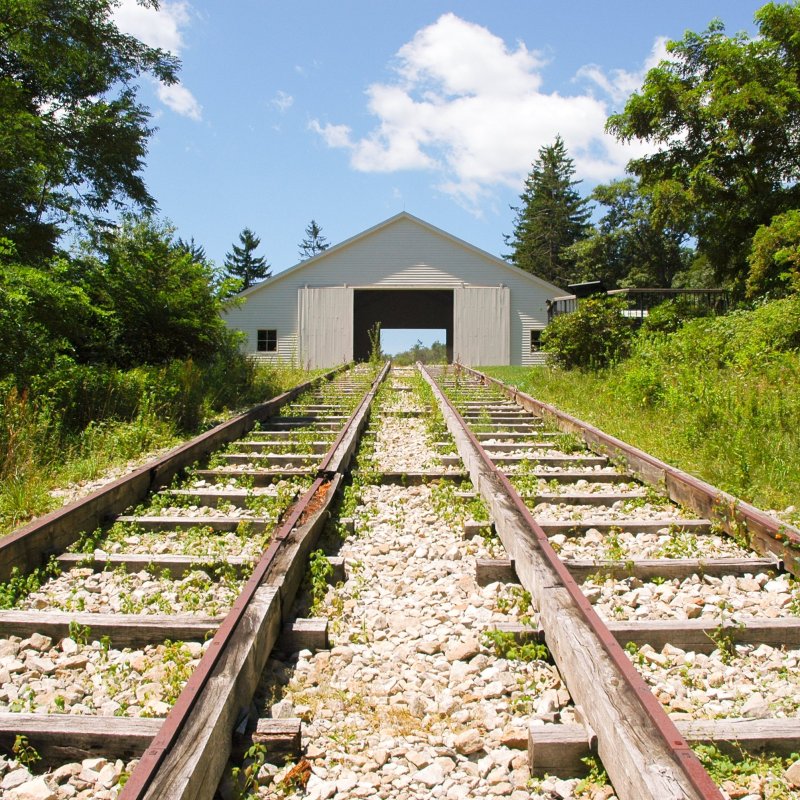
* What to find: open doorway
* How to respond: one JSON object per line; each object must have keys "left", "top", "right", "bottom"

{"left": 381, "top": 329, "right": 448, "bottom": 364}
{"left": 353, "top": 289, "right": 453, "bottom": 362}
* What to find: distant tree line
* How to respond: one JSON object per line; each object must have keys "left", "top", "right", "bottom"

{"left": 506, "top": 1, "right": 800, "bottom": 300}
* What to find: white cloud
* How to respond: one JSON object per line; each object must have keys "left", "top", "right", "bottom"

{"left": 156, "top": 80, "right": 202, "bottom": 120}
{"left": 310, "top": 14, "right": 662, "bottom": 207}
{"left": 577, "top": 37, "right": 670, "bottom": 104}
{"left": 114, "top": 1, "right": 201, "bottom": 121}
{"left": 113, "top": 0, "right": 190, "bottom": 54}
{"left": 272, "top": 91, "right": 294, "bottom": 113}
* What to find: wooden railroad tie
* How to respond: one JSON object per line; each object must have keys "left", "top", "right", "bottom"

{"left": 529, "top": 719, "right": 800, "bottom": 777}
{"left": 476, "top": 556, "right": 781, "bottom": 584}
{"left": 277, "top": 618, "right": 329, "bottom": 654}
{"left": 498, "top": 618, "right": 800, "bottom": 653}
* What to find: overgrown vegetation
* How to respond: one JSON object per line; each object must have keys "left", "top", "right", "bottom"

{"left": 486, "top": 294, "right": 800, "bottom": 511}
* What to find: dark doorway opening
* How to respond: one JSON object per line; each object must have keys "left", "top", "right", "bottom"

{"left": 353, "top": 289, "right": 453, "bottom": 362}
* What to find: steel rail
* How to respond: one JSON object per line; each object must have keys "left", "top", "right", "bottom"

{"left": 460, "top": 365, "right": 800, "bottom": 575}
{"left": 420, "top": 364, "right": 723, "bottom": 800}
{"left": 0, "top": 364, "right": 350, "bottom": 582}
{"left": 121, "top": 362, "right": 389, "bottom": 799}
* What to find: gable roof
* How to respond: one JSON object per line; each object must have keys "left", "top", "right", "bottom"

{"left": 236, "top": 211, "right": 564, "bottom": 298}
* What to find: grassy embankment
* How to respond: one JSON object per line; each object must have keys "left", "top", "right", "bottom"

{"left": 484, "top": 296, "right": 800, "bottom": 518}
{"left": 1, "top": 358, "right": 316, "bottom": 537}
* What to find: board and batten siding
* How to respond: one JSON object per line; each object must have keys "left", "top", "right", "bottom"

{"left": 298, "top": 287, "right": 354, "bottom": 369}
{"left": 222, "top": 214, "right": 562, "bottom": 367}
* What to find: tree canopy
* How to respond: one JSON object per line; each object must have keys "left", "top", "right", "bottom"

{"left": 505, "top": 135, "right": 591, "bottom": 287}
{"left": 0, "top": 0, "right": 180, "bottom": 261}
{"left": 607, "top": 2, "right": 800, "bottom": 292}
{"left": 565, "top": 178, "right": 690, "bottom": 289}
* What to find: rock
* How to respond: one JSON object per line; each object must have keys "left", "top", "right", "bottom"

{"left": 20, "top": 633, "right": 52, "bottom": 652}
{"left": 454, "top": 729, "right": 484, "bottom": 755}
{"left": 741, "top": 693, "right": 770, "bottom": 719}
{"left": 8, "top": 777, "right": 56, "bottom": 800}
{"left": 785, "top": 759, "right": 800, "bottom": 787}
{"left": 271, "top": 700, "right": 295, "bottom": 719}
{"left": 499, "top": 727, "right": 528, "bottom": 749}
{"left": 445, "top": 639, "right": 480, "bottom": 662}
{"left": 413, "top": 763, "right": 445, "bottom": 788}
{"left": 3, "top": 769, "right": 32, "bottom": 790}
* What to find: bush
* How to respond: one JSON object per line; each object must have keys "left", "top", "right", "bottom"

{"left": 541, "top": 296, "right": 635, "bottom": 370}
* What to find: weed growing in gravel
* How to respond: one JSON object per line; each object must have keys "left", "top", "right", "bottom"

{"left": 230, "top": 742, "right": 268, "bottom": 800}
{"left": 0, "top": 556, "right": 61, "bottom": 609}
{"left": 575, "top": 754, "right": 610, "bottom": 797}
{"left": 604, "top": 527, "right": 626, "bottom": 561}
{"left": 694, "top": 743, "right": 799, "bottom": 800}
{"left": 482, "top": 629, "right": 550, "bottom": 662}
{"left": 653, "top": 524, "right": 701, "bottom": 558}
{"left": 12, "top": 735, "right": 40, "bottom": 768}
{"left": 306, "top": 549, "right": 333, "bottom": 616}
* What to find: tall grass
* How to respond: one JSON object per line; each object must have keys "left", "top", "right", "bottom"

{"left": 0, "top": 355, "right": 315, "bottom": 536}
{"left": 485, "top": 296, "right": 800, "bottom": 514}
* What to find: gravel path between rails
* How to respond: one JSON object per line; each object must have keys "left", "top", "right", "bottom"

{"left": 236, "top": 370, "right": 616, "bottom": 800}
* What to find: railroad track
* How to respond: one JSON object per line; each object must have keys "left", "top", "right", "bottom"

{"left": 0, "top": 363, "right": 798, "bottom": 799}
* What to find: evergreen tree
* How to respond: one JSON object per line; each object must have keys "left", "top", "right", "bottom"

{"left": 505, "top": 136, "right": 591, "bottom": 287}
{"left": 176, "top": 237, "right": 208, "bottom": 265}
{"left": 298, "top": 220, "right": 330, "bottom": 259}
{"left": 224, "top": 228, "right": 271, "bottom": 290}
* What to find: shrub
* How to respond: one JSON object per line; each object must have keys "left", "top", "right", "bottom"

{"left": 541, "top": 296, "right": 635, "bottom": 370}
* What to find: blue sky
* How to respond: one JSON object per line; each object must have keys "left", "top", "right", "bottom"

{"left": 115, "top": 0, "right": 760, "bottom": 353}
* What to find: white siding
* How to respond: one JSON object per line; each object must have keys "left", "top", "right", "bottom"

{"left": 454, "top": 286, "right": 510, "bottom": 365}
{"left": 223, "top": 214, "right": 561, "bottom": 367}
{"left": 298, "top": 287, "right": 353, "bottom": 369}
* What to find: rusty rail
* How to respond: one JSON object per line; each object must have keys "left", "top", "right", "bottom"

{"left": 420, "top": 364, "right": 723, "bottom": 800}
{"left": 121, "top": 362, "right": 389, "bottom": 799}
{"left": 460, "top": 365, "right": 800, "bottom": 576}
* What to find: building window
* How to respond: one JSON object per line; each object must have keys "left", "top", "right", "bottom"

{"left": 530, "top": 329, "right": 543, "bottom": 352}
{"left": 257, "top": 329, "right": 277, "bottom": 352}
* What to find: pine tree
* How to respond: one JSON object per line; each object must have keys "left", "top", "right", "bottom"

{"left": 505, "top": 135, "right": 591, "bottom": 287}
{"left": 298, "top": 220, "right": 330, "bottom": 259}
{"left": 224, "top": 228, "right": 271, "bottom": 290}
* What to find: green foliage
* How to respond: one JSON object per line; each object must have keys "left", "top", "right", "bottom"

{"left": 0, "top": 557, "right": 60, "bottom": 609}
{"left": 391, "top": 339, "right": 448, "bottom": 366}
{"left": 12, "top": 735, "right": 41, "bottom": 768}
{"left": 747, "top": 208, "right": 800, "bottom": 298}
{"left": 505, "top": 135, "right": 591, "bottom": 286}
{"left": 307, "top": 549, "right": 334, "bottom": 615}
{"left": 482, "top": 629, "right": 550, "bottom": 662}
{"left": 541, "top": 296, "right": 635, "bottom": 370}
{"left": 485, "top": 295, "right": 800, "bottom": 510}
{"left": 77, "top": 214, "right": 231, "bottom": 368}
{"left": 607, "top": 4, "right": 800, "bottom": 292}
{"left": 564, "top": 178, "right": 690, "bottom": 289}
{"left": 368, "top": 322, "right": 383, "bottom": 365}
{"left": 694, "top": 742, "right": 799, "bottom": 798}
{"left": 224, "top": 227, "right": 271, "bottom": 291}
{"left": 0, "top": 0, "right": 179, "bottom": 260}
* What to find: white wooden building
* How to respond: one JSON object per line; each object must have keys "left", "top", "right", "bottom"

{"left": 223, "top": 212, "right": 562, "bottom": 369}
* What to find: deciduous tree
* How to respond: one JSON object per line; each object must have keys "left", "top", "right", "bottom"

{"left": 565, "top": 178, "right": 690, "bottom": 289}
{"left": 0, "top": 0, "right": 180, "bottom": 261}
{"left": 607, "top": 2, "right": 800, "bottom": 293}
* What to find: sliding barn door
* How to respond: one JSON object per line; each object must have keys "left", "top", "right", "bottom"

{"left": 298, "top": 287, "right": 354, "bottom": 369}
{"left": 453, "top": 286, "right": 510, "bottom": 366}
